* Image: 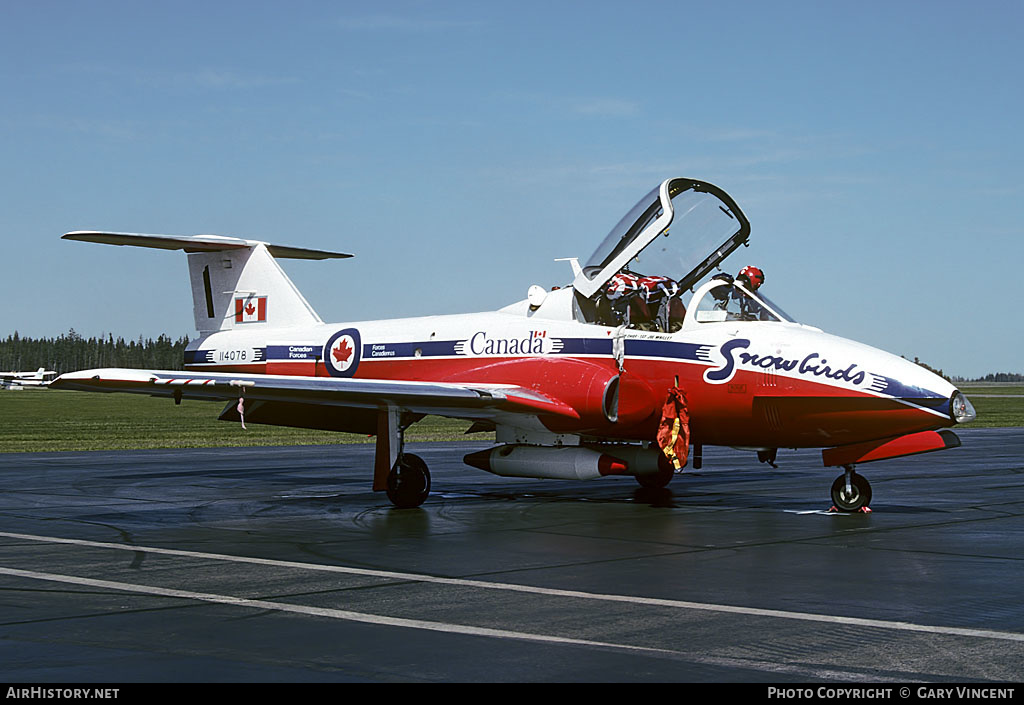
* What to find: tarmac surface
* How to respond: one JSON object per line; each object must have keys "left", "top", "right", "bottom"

{"left": 0, "top": 427, "right": 1022, "bottom": 683}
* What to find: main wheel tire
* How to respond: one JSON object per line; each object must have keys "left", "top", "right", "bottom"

{"left": 386, "top": 453, "right": 431, "bottom": 508}
{"left": 830, "top": 472, "right": 872, "bottom": 512}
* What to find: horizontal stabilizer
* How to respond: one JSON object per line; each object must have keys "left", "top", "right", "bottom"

{"left": 63, "top": 231, "right": 352, "bottom": 260}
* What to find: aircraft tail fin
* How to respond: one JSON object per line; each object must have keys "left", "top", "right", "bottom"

{"left": 63, "top": 231, "right": 352, "bottom": 334}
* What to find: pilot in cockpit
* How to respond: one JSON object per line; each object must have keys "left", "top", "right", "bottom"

{"left": 734, "top": 265, "right": 769, "bottom": 320}
{"left": 710, "top": 266, "right": 769, "bottom": 321}
{"left": 736, "top": 265, "right": 765, "bottom": 292}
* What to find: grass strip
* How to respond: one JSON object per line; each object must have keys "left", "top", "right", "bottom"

{"left": 0, "top": 390, "right": 490, "bottom": 453}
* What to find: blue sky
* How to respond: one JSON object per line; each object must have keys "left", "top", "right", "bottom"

{"left": 1, "top": 1, "right": 1021, "bottom": 379}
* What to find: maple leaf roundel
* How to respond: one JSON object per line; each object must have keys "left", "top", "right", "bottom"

{"left": 323, "top": 328, "right": 362, "bottom": 377}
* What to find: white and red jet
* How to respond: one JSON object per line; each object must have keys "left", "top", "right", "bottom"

{"left": 53, "top": 178, "right": 976, "bottom": 510}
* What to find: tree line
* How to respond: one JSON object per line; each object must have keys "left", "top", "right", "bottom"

{"left": 903, "top": 357, "right": 1023, "bottom": 383}
{"left": 964, "top": 372, "right": 1024, "bottom": 383}
{"left": 1, "top": 331, "right": 189, "bottom": 375}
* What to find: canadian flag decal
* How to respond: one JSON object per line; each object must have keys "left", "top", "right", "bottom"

{"left": 235, "top": 296, "right": 267, "bottom": 324}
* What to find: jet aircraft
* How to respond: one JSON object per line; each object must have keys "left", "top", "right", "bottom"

{"left": 51, "top": 178, "right": 976, "bottom": 510}
{"left": 1, "top": 368, "right": 55, "bottom": 390}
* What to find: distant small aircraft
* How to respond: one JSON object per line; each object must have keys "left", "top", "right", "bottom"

{"left": 1, "top": 368, "right": 55, "bottom": 390}
{"left": 52, "top": 177, "right": 976, "bottom": 510}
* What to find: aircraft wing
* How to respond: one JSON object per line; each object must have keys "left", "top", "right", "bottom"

{"left": 1, "top": 371, "right": 49, "bottom": 381}
{"left": 50, "top": 368, "right": 581, "bottom": 432}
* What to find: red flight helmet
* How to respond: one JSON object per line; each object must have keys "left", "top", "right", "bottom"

{"left": 737, "top": 265, "right": 764, "bottom": 290}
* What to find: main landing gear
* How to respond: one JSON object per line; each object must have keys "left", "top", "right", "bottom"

{"left": 375, "top": 407, "right": 431, "bottom": 509}
{"left": 830, "top": 465, "right": 872, "bottom": 513}
{"left": 386, "top": 453, "right": 431, "bottom": 509}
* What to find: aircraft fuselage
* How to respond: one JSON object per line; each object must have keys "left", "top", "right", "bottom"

{"left": 182, "top": 296, "right": 961, "bottom": 451}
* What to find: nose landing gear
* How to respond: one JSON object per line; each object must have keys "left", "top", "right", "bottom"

{"left": 830, "top": 465, "right": 872, "bottom": 513}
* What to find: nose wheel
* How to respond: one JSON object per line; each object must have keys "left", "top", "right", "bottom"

{"left": 830, "top": 466, "right": 872, "bottom": 512}
{"left": 386, "top": 453, "right": 431, "bottom": 508}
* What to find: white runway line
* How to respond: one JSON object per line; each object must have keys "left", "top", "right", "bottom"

{"left": 0, "top": 563, "right": 913, "bottom": 680}
{"left": 0, "top": 565, "right": 679, "bottom": 659}
{"left": 2, "top": 530, "right": 1024, "bottom": 644}
{"left": 0, "top": 565, "right": 676, "bottom": 657}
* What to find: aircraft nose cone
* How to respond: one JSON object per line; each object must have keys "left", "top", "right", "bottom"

{"left": 951, "top": 390, "right": 977, "bottom": 424}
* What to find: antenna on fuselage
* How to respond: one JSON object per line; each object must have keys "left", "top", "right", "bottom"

{"left": 555, "top": 257, "right": 582, "bottom": 277}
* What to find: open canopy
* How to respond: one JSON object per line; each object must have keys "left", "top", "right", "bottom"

{"left": 572, "top": 178, "right": 750, "bottom": 299}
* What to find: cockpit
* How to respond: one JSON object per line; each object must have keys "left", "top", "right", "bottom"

{"left": 691, "top": 278, "right": 794, "bottom": 324}
{"left": 569, "top": 178, "right": 796, "bottom": 331}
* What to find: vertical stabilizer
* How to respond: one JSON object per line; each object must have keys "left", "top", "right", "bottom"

{"left": 188, "top": 244, "right": 322, "bottom": 333}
